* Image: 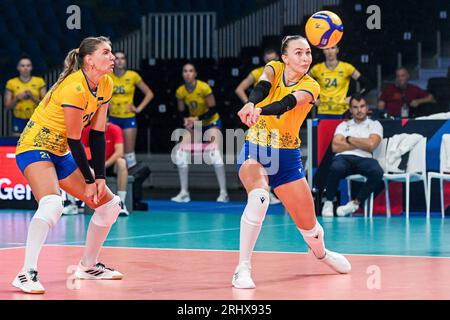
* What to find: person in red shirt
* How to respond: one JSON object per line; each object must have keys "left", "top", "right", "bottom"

{"left": 62, "top": 121, "right": 129, "bottom": 215}
{"left": 378, "top": 67, "right": 435, "bottom": 118}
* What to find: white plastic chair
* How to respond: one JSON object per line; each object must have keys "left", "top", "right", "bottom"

{"left": 383, "top": 136, "right": 428, "bottom": 218}
{"left": 426, "top": 134, "right": 450, "bottom": 218}
{"left": 346, "top": 138, "right": 388, "bottom": 218}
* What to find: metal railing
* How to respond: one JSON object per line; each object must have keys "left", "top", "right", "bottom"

{"left": 142, "top": 12, "right": 217, "bottom": 60}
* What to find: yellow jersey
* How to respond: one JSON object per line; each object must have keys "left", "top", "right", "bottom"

{"left": 5, "top": 76, "right": 46, "bottom": 119}
{"left": 250, "top": 66, "right": 264, "bottom": 86}
{"left": 309, "top": 61, "right": 356, "bottom": 115}
{"left": 16, "top": 70, "right": 113, "bottom": 156}
{"left": 109, "top": 70, "right": 142, "bottom": 118}
{"left": 247, "top": 60, "right": 320, "bottom": 149}
{"left": 176, "top": 80, "right": 219, "bottom": 126}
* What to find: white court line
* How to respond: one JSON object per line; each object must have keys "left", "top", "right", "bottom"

{"left": 21, "top": 244, "right": 450, "bottom": 260}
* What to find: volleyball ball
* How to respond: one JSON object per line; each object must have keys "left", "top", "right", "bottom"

{"left": 305, "top": 11, "right": 343, "bottom": 49}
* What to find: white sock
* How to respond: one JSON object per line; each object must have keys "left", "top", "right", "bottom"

{"left": 118, "top": 191, "right": 127, "bottom": 203}
{"left": 239, "top": 188, "right": 270, "bottom": 266}
{"left": 178, "top": 166, "right": 189, "bottom": 194}
{"left": 298, "top": 221, "right": 326, "bottom": 259}
{"left": 82, "top": 198, "right": 119, "bottom": 267}
{"left": 214, "top": 165, "right": 227, "bottom": 194}
{"left": 81, "top": 222, "right": 110, "bottom": 267}
{"left": 23, "top": 218, "right": 50, "bottom": 271}
{"left": 124, "top": 152, "right": 136, "bottom": 168}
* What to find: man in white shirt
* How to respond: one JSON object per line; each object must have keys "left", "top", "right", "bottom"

{"left": 322, "top": 93, "right": 384, "bottom": 217}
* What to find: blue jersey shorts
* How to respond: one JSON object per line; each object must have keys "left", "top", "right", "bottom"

{"left": 237, "top": 141, "right": 305, "bottom": 189}
{"left": 16, "top": 150, "right": 78, "bottom": 180}
{"left": 108, "top": 116, "right": 137, "bottom": 129}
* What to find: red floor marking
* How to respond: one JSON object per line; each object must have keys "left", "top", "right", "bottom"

{"left": 2, "top": 246, "right": 450, "bottom": 300}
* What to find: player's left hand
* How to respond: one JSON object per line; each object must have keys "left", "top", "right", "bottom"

{"left": 95, "top": 179, "right": 107, "bottom": 200}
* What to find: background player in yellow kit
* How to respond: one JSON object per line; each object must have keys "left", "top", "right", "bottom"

{"left": 4, "top": 56, "right": 47, "bottom": 136}
{"left": 309, "top": 45, "right": 372, "bottom": 119}
{"left": 13, "top": 37, "right": 123, "bottom": 294}
{"left": 172, "top": 63, "right": 229, "bottom": 203}
{"left": 232, "top": 36, "right": 351, "bottom": 289}
{"left": 109, "top": 51, "right": 154, "bottom": 168}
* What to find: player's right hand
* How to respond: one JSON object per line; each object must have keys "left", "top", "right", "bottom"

{"left": 85, "top": 183, "right": 99, "bottom": 205}
{"left": 237, "top": 102, "right": 255, "bottom": 127}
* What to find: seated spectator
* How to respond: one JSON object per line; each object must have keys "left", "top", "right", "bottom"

{"left": 378, "top": 67, "right": 435, "bottom": 118}
{"left": 322, "top": 93, "right": 384, "bottom": 217}
{"left": 62, "top": 120, "right": 129, "bottom": 216}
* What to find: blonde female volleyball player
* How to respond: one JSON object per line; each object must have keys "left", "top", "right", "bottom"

{"left": 13, "top": 37, "right": 123, "bottom": 294}
{"left": 232, "top": 35, "right": 351, "bottom": 288}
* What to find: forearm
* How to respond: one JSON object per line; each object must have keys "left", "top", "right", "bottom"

{"left": 257, "top": 94, "right": 297, "bottom": 116}
{"left": 67, "top": 138, "right": 95, "bottom": 183}
{"left": 332, "top": 140, "right": 356, "bottom": 153}
{"left": 346, "top": 136, "right": 375, "bottom": 152}
{"left": 137, "top": 92, "right": 154, "bottom": 112}
{"left": 235, "top": 87, "right": 248, "bottom": 104}
{"left": 89, "top": 130, "right": 106, "bottom": 179}
{"left": 417, "top": 95, "right": 434, "bottom": 105}
{"left": 105, "top": 153, "right": 121, "bottom": 168}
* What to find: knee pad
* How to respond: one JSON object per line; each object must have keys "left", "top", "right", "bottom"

{"left": 206, "top": 148, "right": 224, "bottom": 168}
{"left": 242, "top": 188, "right": 270, "bottom": 226}
{"left": 34, "top": 194, "right": 64, "bottom": 228}
{"left": 91, "top": 195, "right": 121, "bottom": 227}
{"left": 173, "top": 148, "right": 190, "bottom": 168}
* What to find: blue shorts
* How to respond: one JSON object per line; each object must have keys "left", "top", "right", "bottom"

{"left": 237, "top": 141, "right": 305, "bottom": 189}
{"left": 202, "top": 118, "right": 222, "bottom": 133}
{"left": 109, "top": 116, "right": 137, "bottom": 129}
{"left": 16, "top": 150, "right": 78, "bottom": 180}
{"left": 12, "top": 117, "right": 29, "bottom": 134}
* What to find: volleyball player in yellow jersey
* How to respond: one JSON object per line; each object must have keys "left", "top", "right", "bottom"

{"left": 232, "top": 36, "right": 351, "bottom": 289}
{"left": 4, "top": 56, "right": 47, "bottom": 136}
{"left": 309, "top": 45, "right": 372, "bottom": 119}
{"left": 172, "top": 63, "right": 229, "bottom": 203}
{"left": 13, "top": 37, "right": 123, "bottom": 294}
{"left": 109, "top": 51, "right": 154, "bottom": 168}
{"left": 235, "top": 49, "right": 282, "bottom": 205}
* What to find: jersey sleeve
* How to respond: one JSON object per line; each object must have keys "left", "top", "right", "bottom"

{"left": 345, "top": 63, "right": 356, "bottom": 77}
{"left": 175, "top": 86, "right": 185, "bottom": 100}
{"left": 201, "top": 82, "right": 213, "bottom": 97}
{"left": 37, "top": 77, "right": 46, "bottom": 89}
{"left": 370, "top": 121, "right": 384, "bottom": 139}
{"left": 250, "top": 67, "right": 263, "bottom": 84}
{"left": 5, "top": 79, "right": 15, "bottom": 92}
{"left": 334, "top": 121, "right": 347, "bottom": 136}
{"left": 60, "top": 82, "right": 87, "bottom": 110}
{"left": 296, "top": 79, "right": 321, "bottom": 104}
{"left": 131, "top": 71, "right": 143, "bottom": 85}
{"left": 266, "top": 60, "right": 282, "bottom": 78}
